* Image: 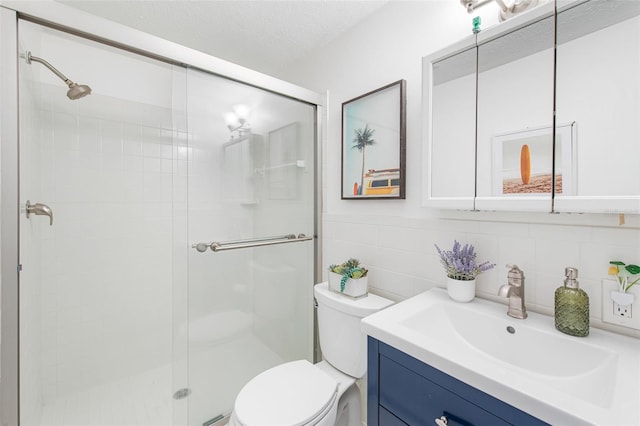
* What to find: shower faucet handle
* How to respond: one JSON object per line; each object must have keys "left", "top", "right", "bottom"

{"left": 26, "top": 200, "right": 53, "bottom": 226}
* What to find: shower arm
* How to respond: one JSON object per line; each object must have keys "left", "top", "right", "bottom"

{"left": 25, "top": 51, "right": 74, "bottom": 87}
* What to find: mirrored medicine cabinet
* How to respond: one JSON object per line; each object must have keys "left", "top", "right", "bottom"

{"left": 423, "top": 0, "right": 640, "bottom": 213}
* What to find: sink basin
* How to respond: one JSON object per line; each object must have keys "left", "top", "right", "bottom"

{"left": 362, "top": 288, "right": 640, "bottom": 425}
{"left": 401, "top": 301, "right": 617, "bottom": 406}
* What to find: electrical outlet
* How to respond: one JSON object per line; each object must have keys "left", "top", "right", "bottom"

{"left": 613, "top": 301, "right": 632, "bottom": 318}
{"left": 601, "top": 279, "right": 640, "bottom": 329}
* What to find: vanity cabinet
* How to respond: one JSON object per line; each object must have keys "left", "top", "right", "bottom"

{"left": 423, "top": 0, "right": 640, "bottom": 213}
{"left": 367, "top": 338, "right": 548, "bottom": 426}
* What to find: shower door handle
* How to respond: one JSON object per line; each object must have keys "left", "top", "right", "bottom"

{"left": 192, "top": 233, "right": 313, "bottom": 252}
{"left": 26, "top": 200, "right": 53, "bottom": 225}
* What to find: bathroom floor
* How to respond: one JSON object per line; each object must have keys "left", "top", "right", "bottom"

{"left": 38, "top": 335, "right": 284, "bottom": 426}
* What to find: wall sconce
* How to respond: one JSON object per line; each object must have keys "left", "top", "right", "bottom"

{"left": 461, "top": 0, "right": 543, "bottom": 22}
{"left": 224, "top": 104, "right": 251, "bottom": 138}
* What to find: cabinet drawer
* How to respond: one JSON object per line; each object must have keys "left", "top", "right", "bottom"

{"left": 380, "top": 355, "right": 510, "bottom": 426}
{"left": 380, "top": 406, "right": 408, "bottom": 426}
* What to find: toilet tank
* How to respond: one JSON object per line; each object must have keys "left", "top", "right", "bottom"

{"left": 314, "top": 282, "right": 394, "bottom": 378}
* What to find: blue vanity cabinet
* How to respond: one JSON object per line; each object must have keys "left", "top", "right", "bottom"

{"left": 367, "top": 337, "right": 549, "bottom": 426}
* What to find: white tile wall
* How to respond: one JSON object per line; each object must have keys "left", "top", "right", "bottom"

{"left": 323, "top": 212, "right": 640, "bottom": 339}
{"left": 19, "top": 78, "right": 46, "bottom": 425}
{"left": 28, "top": 94, "right": 177, "bottom": 404}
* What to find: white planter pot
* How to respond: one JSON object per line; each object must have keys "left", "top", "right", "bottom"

{"left": 446, "top": 277, "right": 476, "bottom": 302}
{"left": 328, "top": 271, "right": 368, "bottom": 298}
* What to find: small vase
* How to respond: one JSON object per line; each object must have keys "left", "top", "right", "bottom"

{"left": 446, "top": 277, "right": 476, "bottom": 302}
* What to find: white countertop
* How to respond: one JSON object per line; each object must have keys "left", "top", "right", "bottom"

{"left": 362, "top": 288, "right": 640, "bottom": 426}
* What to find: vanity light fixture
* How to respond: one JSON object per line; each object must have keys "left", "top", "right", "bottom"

{"left": 224, "top": 104, "right": 251, "bottom": 138}
{"left": 461, "top": 0, "right": 544, "bottom": 22}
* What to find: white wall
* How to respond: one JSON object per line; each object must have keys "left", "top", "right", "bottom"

{"left": 280, "top": 1, "right": 640, "bottom": 338}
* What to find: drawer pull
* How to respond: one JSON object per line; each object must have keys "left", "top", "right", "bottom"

{"left": 435, "top": 416, "right": 448, "bottom": 426}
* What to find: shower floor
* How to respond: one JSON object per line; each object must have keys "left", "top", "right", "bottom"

{"left": 38, "top": 334, "right": 285, "bottom": 426}
{"left": 39, "top": 363, "right": 173, "bottom": 426}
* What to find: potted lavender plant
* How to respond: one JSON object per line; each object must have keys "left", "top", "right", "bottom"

{"left": 435, "top": 240, "right": 495, "bottom": 302}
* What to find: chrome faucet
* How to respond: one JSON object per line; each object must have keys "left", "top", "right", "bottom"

{"left": 498, "top": 265, "right": 527, "bottom": 319}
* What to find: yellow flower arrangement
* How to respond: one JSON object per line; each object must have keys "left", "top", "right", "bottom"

{"left": 608, "top": 261, "right": 640, "bottom": 293}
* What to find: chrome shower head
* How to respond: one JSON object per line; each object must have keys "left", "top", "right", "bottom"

{"left": 66, "top": 82, "right": 92, "bottom": 100}
{"left": 25, "top": 51, "right": 92, "bottom": 100}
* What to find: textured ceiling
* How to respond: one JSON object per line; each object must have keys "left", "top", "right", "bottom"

{"left": 58, "top": 0, "right": 390, "bottom": 77}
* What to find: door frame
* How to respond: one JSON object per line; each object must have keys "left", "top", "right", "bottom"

{"left": 1, "top": 6, "right": 20, "bottom": 426}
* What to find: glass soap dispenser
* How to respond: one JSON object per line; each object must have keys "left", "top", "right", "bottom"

{"left": 555, "top": 267, "right": 589, "bottom": 337}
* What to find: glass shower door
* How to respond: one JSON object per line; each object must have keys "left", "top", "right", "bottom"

{"left": 17, "top": 19, "right": 187, "bottom": 425}
{"left": 184, "top": 68, "right": 316, "bottom": 425}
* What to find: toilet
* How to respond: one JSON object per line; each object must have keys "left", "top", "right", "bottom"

{"left": 228, "top": 282, "right": 394, "bottom": 426}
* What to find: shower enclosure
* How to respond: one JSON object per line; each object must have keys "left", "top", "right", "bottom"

{"left": 1, "top": 3, "right": 321, "bottom": 425}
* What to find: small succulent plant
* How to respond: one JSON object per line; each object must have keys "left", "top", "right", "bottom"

{"left": 329, "top": 258, "right": 368, "bottom": 292}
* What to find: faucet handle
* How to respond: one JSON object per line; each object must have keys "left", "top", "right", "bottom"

{"left": 26, "top": 200, "right": 53, "bottom": 226}
{"left": 506, "top": 264, "right": 524, "bottom": 286}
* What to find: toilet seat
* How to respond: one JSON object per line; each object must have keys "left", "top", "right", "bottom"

{"left": 233, "top": 360, "right": 338, "bottom": 426}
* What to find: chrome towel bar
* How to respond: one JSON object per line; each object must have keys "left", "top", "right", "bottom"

{"left": 192, "top": 233, "right": 313, "bottom": 253}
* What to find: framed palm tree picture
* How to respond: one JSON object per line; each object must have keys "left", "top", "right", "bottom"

{"left": 341, "top": 80, "right": 406, "bottom": 199}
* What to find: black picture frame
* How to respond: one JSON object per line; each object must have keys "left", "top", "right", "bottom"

{"left": 341, "top": 80, "right": 406, "bottom": 199}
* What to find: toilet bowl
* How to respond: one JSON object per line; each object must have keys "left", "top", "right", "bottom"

{"left": 228, "top": 282, "right": 394, "bottom": 426}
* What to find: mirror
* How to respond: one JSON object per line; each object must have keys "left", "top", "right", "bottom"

{"left": 424, "top": 0, "right": 640, "bottom": 213}
{"left": 475, "top": 14, "right": 555, "bottom": 211}
{"left": 554, "top": 0, "right": 640, "bottom": 213}
{"left": 426, "top": 45, "right": 477, "bottom": 209}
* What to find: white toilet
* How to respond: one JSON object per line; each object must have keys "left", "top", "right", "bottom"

{"left": 228, "top": 282, "right": 394, "bottom": 426}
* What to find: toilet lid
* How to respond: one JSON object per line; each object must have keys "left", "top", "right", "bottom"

{"left": 234, "top": 360, "right": 338, "bottom": 426}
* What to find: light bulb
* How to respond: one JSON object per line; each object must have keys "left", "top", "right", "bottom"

{"left": 233, "top": 104, "right": 250, "bottom": 121}
{"left": 224, "top": 112, "right": 239, "bottom": 129}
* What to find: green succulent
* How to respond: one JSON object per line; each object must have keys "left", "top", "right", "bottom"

{"left": 329, "top": 258, "right": 368, "bottom": 292}
{"left": 350, "top": 269, "right": 366, "bottom": 279}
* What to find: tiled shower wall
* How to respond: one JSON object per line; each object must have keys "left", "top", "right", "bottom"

{"left": 20, "top": 76, "right": 45, "bottom": 425}
{"left": 30, "top": 92, "right": 179, "bottom": 403}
